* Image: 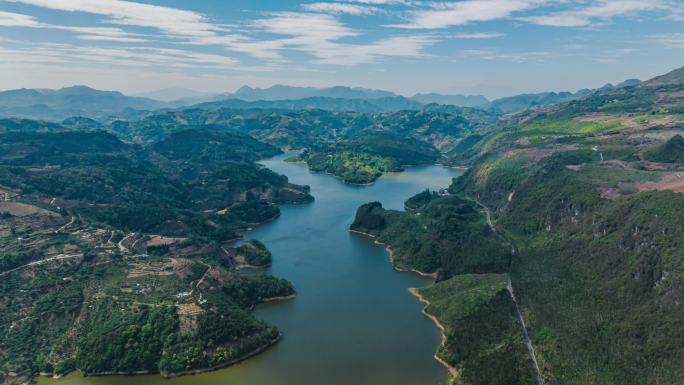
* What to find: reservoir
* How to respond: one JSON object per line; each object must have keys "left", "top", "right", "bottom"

{"left": 38, "top": 153, "right": 462, "bottom": 385}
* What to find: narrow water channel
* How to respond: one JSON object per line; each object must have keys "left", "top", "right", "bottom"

{"left": 38, "top": 153, "right": 462, "bottom": 385}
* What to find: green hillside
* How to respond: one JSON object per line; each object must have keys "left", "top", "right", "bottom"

{"left": 0, "top": 125, "right": 312, "bottom": 384}
{"left": 294, "top": 133, "right": 440, "bottom": 184}
{"left": 352, "top": 66, "right": 684, "bottom": 385}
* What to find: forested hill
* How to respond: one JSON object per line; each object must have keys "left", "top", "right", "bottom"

{"left": 90, "top": 106, "right": 498, "bottom": 150}
{"left": 352, "top": 65, "right": 684, "bottom": 385}
{"left": 0, "top": 125, "right": 312, "bottom": 384}
{"left": 293, "top": 133, "right": 441, "bottom": 184}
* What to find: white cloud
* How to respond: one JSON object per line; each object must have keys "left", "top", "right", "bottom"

{"left": 0, "top": 41, "right": 250, "bottom": 70}
{"left": 452, "top": 32, "right": 505, "bottom": 39}
{"left": 0, "top": 10, "right": 41, "bottom": 27}
{"left": 523, "top": 0, "right": 677, "bottom": 27}
{"left": 0, "top": 11, "right": 150, "bottom": 42}
{"left": 388, "top": 0, "right": 546, "bottom": 29}
{"left": 339, "top": 0, "right": 413, "bottom": 4}
{"left": 247, "top": 12, "right": 435, "bottom": 65}
{"left": 302, "top": 3, "right": 381, "bottom": 15}
{"left": 317, "top": 35, "right": 435, "bottom": 65}
{"left": 6, "top": 0, "right": 221, "bottom": 37}
{"left": 5, "top": 1, "right": 430, "bottom": 65}
{"left": 253, "top": 12, "right": 358, "bottom": 41}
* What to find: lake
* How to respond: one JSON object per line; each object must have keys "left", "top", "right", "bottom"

{"left": 38, "top": 153, "right": 462, "bottom": 385}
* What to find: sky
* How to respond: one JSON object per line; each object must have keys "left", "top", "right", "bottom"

{"left": 0, "top": 0, "right": 683, "bottom": 98}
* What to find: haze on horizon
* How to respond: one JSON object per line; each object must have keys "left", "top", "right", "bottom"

{"left": 0, "top": 0, "right": 683, "bottom": 98}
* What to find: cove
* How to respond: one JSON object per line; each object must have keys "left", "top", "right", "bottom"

{"left": 37, "top": 153, "right": 462, "bottom": 385}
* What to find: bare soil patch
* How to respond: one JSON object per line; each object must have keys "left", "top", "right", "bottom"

{"left": 638, "top": 173, "right": 684, "bottom": 194}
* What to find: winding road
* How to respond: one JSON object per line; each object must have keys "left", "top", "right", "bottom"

{"left": 474, "top": 199, "right": 544, "bottom": 385}
{"left": 0, "top": 253, "right": 80, "bottom": 277}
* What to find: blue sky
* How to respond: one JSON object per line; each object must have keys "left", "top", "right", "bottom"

{"left": 0, "top": 0, "right": 683, "bottom": 98}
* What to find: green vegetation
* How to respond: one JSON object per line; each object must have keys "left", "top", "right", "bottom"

{"left": 352, "top": 66, "right": 684, "bottom": 384}
{"left": 351, "top": 194, "right": 510, "bottom": 278}
{"left": 519, "top": 117, "right": 623, "bottom": 136}
{"left": 445, "top": 73, "right": 684, "bottom": 383}
{"left": 404, "top": 189, "right": 438, "bottom": 210}
{"left": 0, "top": 125, "right": 308, "bottom": 384}
{"left": 417, "top": 274, "right": 536, "bottom": 385}
{"left": 152, "top": 129, "right": 281, "bottom": 164}
{"left": 644, "top": 134, "right": 684, "bottom": 163}
{"left": 300, "top": 150, "right": 400, "bottom": 184}
{"left": 237, "top": 240, "right": 272, "bottom": 267}
{"left": 0, "top": 130, "right": 312, "bottom": 242}
{"left": 296, "top": 133, "right": 440, "bottom": 184}
{"left": 96, "top": 106, "right": 495, "bottom": 162}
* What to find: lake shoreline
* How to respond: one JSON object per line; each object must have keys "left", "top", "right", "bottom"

{"left": 350, "top": 228, "right": 455, "bottom": 379}
{"left": 37, "top": 334, "right": 284, "bottom": 383}
{"left": 408, "top": 288, "right": 459, "bottom": 380}
{"left": 261, "top": 293, "right": 297, "bottom": 303}
{"left": 349, "top": 229, "right": 438, "bottom": 279}
{"left": 35, "top": 156, "right": 460, "bottom": 385}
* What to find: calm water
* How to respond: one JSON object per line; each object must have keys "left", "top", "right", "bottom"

{"left": 39, "top": 153, "right": 462, "bottom": 385}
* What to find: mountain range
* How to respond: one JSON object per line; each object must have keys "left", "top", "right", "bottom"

{"left": 0, "top": 86, "right": 166, "bottom": 121}
{"left": 0, "top": 79, "right": 642, "bottom": 122}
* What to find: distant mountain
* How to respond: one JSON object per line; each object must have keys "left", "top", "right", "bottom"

{"left": 191, "top": 96, "right": 423, "bottom": 113}
{"left": 0, "top": 117, "right": 68, "bottom": 133}
{"left": 489, "top": 78, "right": 642, "bottom": 115}
{"left": 224, "top": 85, "right": 399, "bottom": 101}
{"left": 0, "top": 86, "right": 167, "bottom": 121}
{"left": 410, "top": 93, "right": 489, "bottom": 108}
{"left": 598, "top": 79, "right": 642, "bottom": 92}
{"left": 133, "top": 88, "right": 216, "bottom": 102}
{"left": 489, "top": 91, "right": 581, "bottom": 115}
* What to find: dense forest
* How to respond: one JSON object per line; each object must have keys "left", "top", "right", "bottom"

{"left": 63, "top": 106, "right": 494, "bottom": 157}
{"left": 351, "top": 194, "right": 510, "bottom": 277}
{"left": 293, "top": 133, "right": 440, "bottom": 184}
{"left": 416, "top": 274, "right": 536, "bottom": 385}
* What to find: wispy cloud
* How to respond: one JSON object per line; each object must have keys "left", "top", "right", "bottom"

{"left": 387, "top": 0, "right": 546, "bottom": 29}
{"left": 452, "top": 32, "right": 505, "bottom": 39}
{"left": 522, "top": 0, "right": 678, "bottom": 28}
{"left": 0, "top": 10, "right": 149, "bottom": 42}
{"left": 6, "top": 0, "right": 223, "bottom": 37}
{"left": 461, "top": 49, "right": 550, "bottom": 62}
{"left": 0, "top": 41, "right": 247, "bottom": 69}
{"left": 0, "top": 0, "right": 681, "bottom": 94}
{"left": 0, "top": 10, "right": 40, "bottom": 27}
{"left": 249, "top": 12, "right": 435, "bottom": 65}
{"left": 338, "top": 0, "right": 414, "bottom": 4}
{"left": 4, "top": 1, "right": 436, "bottom": 66}
{"left": 302, "top": 2, "right": 381, "bottom": 15}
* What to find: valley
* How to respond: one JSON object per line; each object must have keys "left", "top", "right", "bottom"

{"left": 1, "top": 65, "right": 684, "bottom": 385}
